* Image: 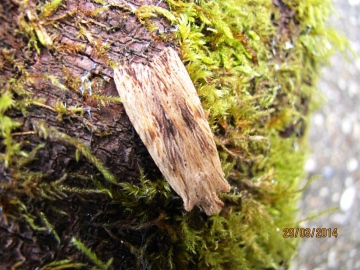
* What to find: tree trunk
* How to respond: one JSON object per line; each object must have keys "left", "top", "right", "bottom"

{"left": 1, "top": 0, "right": 172, "bottom": 268}
{"left": 0, "top": 0, "right": 345, "bottom": 269}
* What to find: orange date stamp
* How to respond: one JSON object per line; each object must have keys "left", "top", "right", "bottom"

{"left": 283, "top": 228, "right": 338, "bottom": 238}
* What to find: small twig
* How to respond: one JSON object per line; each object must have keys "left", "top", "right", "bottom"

{"left": 11, "top": 131, "right": 36, "bottom": 136}
{"left": 31, "top": 101, "right": 57, "bottom": 112}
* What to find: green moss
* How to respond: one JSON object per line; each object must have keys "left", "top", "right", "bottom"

{"left": 0, "top": 0, "right": 351, "bottom": 269}
{"left": 72, "top": 237, "right": 113, "bottom": 270}
{"left": 107, "top": 0, "right": 348, "bottom": 268}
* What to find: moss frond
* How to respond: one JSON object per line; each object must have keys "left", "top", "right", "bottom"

{"left": 39, "top": 260, "right": 86, "bottom": 270}
{"left": 32, "top": 121, "right": 117, "bottom": 184}
{"left": 71, "top": 237, "right": 113, "bottom": 270}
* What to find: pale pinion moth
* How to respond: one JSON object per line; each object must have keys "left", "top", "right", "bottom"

{"left": 113, "top": 47, "right": 230, "bottom": 215}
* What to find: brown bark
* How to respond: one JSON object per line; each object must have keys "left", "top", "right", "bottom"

{"left": 0, "top": 0, "right": 178, "bottom": 268}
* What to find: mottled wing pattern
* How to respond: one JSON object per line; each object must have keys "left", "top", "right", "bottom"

{"left": 113, "top": 47, "right": 230, "bottom": 215}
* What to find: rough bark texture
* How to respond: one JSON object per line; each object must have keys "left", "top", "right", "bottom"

{"left": 0, "top": 0, "right": 178, "bottom": 268}
{"left": 0, "top": 0, "right": 340, "bottom": 268}
{"left": 1, "top": 0, "right": 173, "bottom": 181}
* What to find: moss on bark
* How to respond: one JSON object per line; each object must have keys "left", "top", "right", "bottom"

{"left": 0, "top": 0, "right": 349, "bottom": 269}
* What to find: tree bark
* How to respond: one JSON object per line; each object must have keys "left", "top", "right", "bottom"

{"left": 0, "top": 0, "right": 338, "bottom": 268}
{"left": 0, "top": 0, "right": 174, "bottom": 268}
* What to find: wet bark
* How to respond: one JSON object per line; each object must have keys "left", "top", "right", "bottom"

{"left": 0, "top": 0, "right": 176, "bottom": 268}
{"left": 0, "top": 0, "right": 306, "bottom": 268}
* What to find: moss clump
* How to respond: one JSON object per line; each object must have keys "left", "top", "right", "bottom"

{"left": 0, "top": 0, "right": 350, "bottom": 269}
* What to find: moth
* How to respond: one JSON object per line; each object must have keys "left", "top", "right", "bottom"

{"left": 113, "top": 47, "right": 230, "bottom": 215}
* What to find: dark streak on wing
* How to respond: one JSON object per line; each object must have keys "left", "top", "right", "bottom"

{"left": 113, "top": 47, "right": 230, "bottom": 215}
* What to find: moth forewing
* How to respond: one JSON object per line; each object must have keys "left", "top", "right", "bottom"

{"left": 113, "top": 47, "right": 230, "bottom": 215}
